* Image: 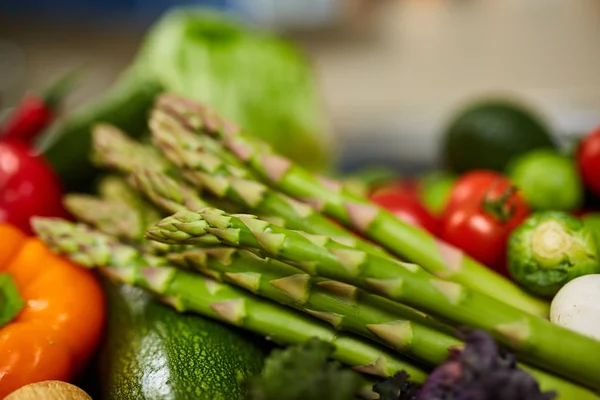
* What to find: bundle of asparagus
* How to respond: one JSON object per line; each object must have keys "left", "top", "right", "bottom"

{"left": 32, "top": 93, "right": 600, "bottom": 399}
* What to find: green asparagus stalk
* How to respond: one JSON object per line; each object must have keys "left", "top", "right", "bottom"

{"left": 156, "top": 94, "right": 549, "bottom": 317}
{"left": 169, "top": 246, "right": 460, "bottom": 366}
{"left": 97, "top": 175, "right": 148, "bottom": 210}
{"left": 71, "top": 175, "right": 163, "bottom": 246}
{"left": 149, "top": 108, "right": 391, "bottom": 259}
{"left": 92, "top": 123, "right": 243, "bottom": 216}
{"left": 31, "top": 217, "right": 429, "bottom": 384}
{"left": 146, "top": 208, "right": 600, "bottom": 391}
{"left": 148, "top": 105, "right": 257, "bottom": 180}
{"left": 127, "top": 167, "right": 209, "bottom": 215}
{"left": 91, "top": 123, "right": 172, "bottom": 174}
{"left": 167, "top": 249, "right": 600, "bottom": 400}
{"left": 63, "top": 194, "right": 152, "bottom": 243}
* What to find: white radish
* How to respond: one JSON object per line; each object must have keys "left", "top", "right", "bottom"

{"left": 550, "top": 274, "right": 600, "bottom": 341}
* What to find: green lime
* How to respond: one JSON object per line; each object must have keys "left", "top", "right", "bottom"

{"left": 508, "top": 149, "right": 583, "bottom": 211}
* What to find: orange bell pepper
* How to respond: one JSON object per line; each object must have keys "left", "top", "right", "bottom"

{"left": 0, "top": 223, "right": 105, "bottom": 397}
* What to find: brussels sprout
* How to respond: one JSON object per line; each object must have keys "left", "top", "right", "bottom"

{"left": 507, "top": 211, "right": 600, "bottom": 297}
{"left": 507, "top": 149, "right": 583, "bottom": 211}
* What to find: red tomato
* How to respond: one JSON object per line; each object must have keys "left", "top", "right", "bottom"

{"left": 577, "top": 126, "right": 600, "bottom": 198}
{"left": 370, "top": 191, "right": 439, "bottom": 235}
{"left": 440, "top": 175, "right": 530, "bottom": 275}
{"left": 442, "top": 170, "right": 505, "bottom": 217}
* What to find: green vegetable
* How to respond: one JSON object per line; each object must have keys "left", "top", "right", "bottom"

{"left": 148, "top": 109, "right": 390, "bottom": 259}
{"left": 40, "top": 9, "right": 330, "bottom": 194}
{"left": 508, "top": 150, "right": 583, "bottom": 211}
{"left": 582, "top": 213, "right": 600, "bottom": 248}
{"left": 243, "top": 338, "right": 366, "bottom": 400}
{"left": 63, "top": 194, "right": 155, "bottom": 244}
{"left": 157, "top": 94, "right": 550, "bottom": 317}
{"left": 146, "top": 207, "right": 600, "bottom": 391}
{"left": 0, "top": 273, "right": 24, "bottom": 326}
{"left": 508, "top": 211, "right": 600, "bottom": 297}
{"left": 99, "top": 277, "right": 266, "bottom": 400}
{"left": 417, "top": 171, "right": 456, "bottom": 216}
{"left": 135, "top": 9, "right": 331, "bottom": 172}
{"left": 169, "top": 247, "right": 460, "bottom": 367}
{"left": 32, "top": 218, "right": 429, "bottom": 384}
{"left": 442, "top": 98, "right": 555, "bottom": 173}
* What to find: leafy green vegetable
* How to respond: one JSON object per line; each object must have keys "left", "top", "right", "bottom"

{"left": 243, "top": 338, "right": 365, "bottom": 400}
{"left": 373, "top": 372, "right": 419, "bottom": 400}
{"left": 508, "top": 211, "right": 600, "bottom": 297}
{"left": 41, "top": 8, "right": 331, "bottom": 193}
{"left": 133, "top": 8, "right": 331, "bottom": 172}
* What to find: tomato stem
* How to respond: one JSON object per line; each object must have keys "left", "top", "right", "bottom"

{"left": 481, "top": 183, "right": 518, "bottom": 223}
{"left": 0, "top": 273, "right": 24, "bottom": 327}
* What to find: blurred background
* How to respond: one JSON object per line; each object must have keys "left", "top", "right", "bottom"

{"left": 2, "top": 0, "right": 600, "bottom": 171}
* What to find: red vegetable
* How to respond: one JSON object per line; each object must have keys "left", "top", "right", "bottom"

{"left": 577, "top": 126, "right": 600, "bottom": 198}
{"left": 0, "top": 93, "right": 54, "bottom": 145}
{"left": 0, "top": 74, "right": 75, "bottom": 234}
{"left": 442, "top": 170, "right": 504, "bottom": 217}
{"left": 440, "top": 174, "right": 529, "bottom": 275}
{"left": 0, "top": 142, "right": 67, "bottom": 235}
{"left": 370, "top": 191, "right": 439, "bottom": 235}
{"left": 0, "top": 71, "right": 76, "bottom": 144}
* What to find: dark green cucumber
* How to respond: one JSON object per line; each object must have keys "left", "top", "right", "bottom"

{"left": 38, "top": 70, "right": 163, "bottom": 193}
{"left": 99, "top": 278, "right": 267, "bottom": 400}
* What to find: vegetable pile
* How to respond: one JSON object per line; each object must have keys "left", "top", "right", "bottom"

{"left": 3, "top": 12, "right": 600, "bottom": 399}
{"left": 4, "top": 91, "right": 596, "bottom": 399}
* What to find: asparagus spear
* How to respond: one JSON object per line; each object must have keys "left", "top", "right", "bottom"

{"left": 31, "top": 217, "right": 429, "bottom": 384}
{"left": 169, "top": 246, "right": 460, "bottom": 366}
{"left": 127, "top": 167, "right": 209, "bottom": 215}
{"left": 33, "top": 218, "right": 600, "bottom": 400}
{"left": 97, "top": 175, "right": 148, "bottom": 211}
{"left": 156, "top": 94, "right": 549, "bottom": 317}
{"left": 123, "top": 164, "right": 460, "bottom": 367}
{"left": 91, "top": 123, "right": 172, "bottom": 174}
{"left": 146, "top": 208, "right": 600, "bottom": 391}
{"left": 169, "top": 248, "right": 600, "bottom": 400}
{"left": 149, "top": 107, "right": 391, "bottom": 259}
{"left": 70, "top": 176, "right": 162, "bottom": 246}
{"left": 63, "top": 194, "right": 151, "bottom": 243}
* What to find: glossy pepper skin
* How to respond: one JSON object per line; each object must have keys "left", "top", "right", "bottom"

{"left": 0, "top": 223, "right": 105, "bottom": 397}
{"left": 0, "top": 93, "right": 54, "bottom": 144}
{"left": 0, "top": 71, "right": 76, "bottom": 144}
{"left": 0, "top": 142, "right": 68, "bottom": 234}
{"left": 0, "top": 73, "right": 75, "bottom": 234}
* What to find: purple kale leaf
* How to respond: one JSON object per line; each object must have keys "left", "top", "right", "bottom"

{"left": 375, "top": 330, "right": 557, "bottom": 400}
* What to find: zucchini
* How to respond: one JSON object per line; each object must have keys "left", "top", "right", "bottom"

{"left": 99, "top": 278, "right": 266, "bottom": 400}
